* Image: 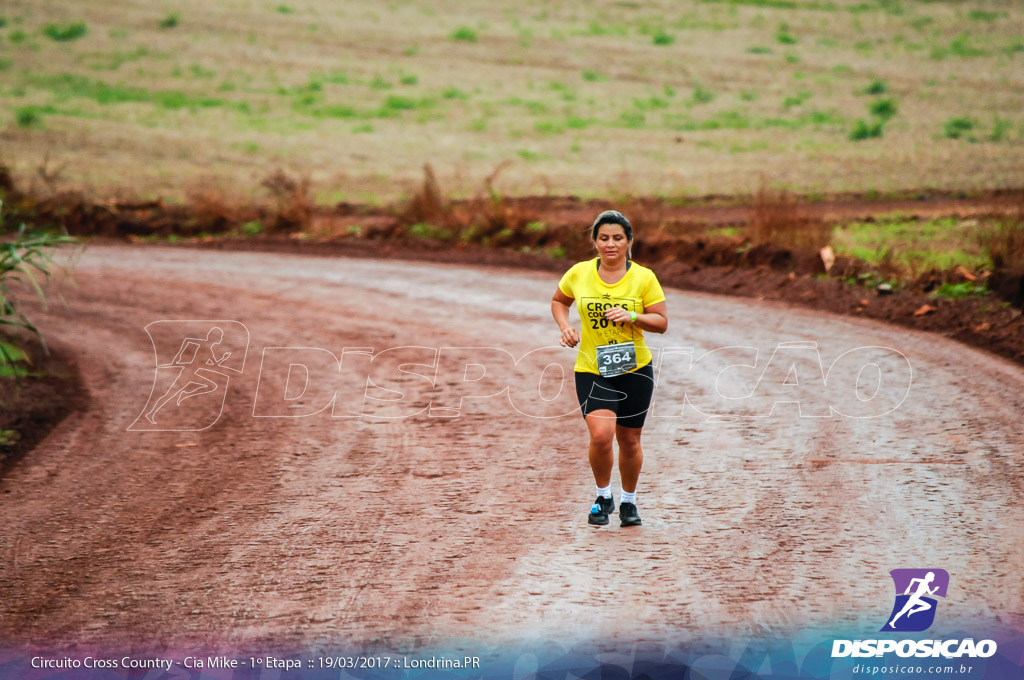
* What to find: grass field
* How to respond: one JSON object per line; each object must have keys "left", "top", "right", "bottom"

{"left": 0, "top": 0, "right": 1022, "bottom": 203}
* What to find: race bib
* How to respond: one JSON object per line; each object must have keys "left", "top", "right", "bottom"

{"left": 595, "top": 341, "right": 637, "bottom": 378}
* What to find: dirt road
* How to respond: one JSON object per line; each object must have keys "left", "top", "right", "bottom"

{"left": 1, "top": 244, "right": 1022, "bottom": 654}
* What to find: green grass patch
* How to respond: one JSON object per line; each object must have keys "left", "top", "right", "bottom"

{"left": 517, "top": 149, "right": 551, "bottom": 162}
{"left": 665, "top": 109, "right": 752, "bottom": 131}
{"left": 582, "top": 69, "right": 607, "bottom": 82}
{"left": 832, "top": 216, "right": 992, "bottom": 276}
{"left": 15, "top": 105, "right": 49, "bottom": 128}
{"left": 943, "top": 116, "right": 975, "bottom": 140}
{"left": 776, "top": 23, "right": 798, "bottom": 45}
{"left": 652, "top": 31, "right": 675, "bottom": 46}
{"left": 989, "top": 118, "right": 1012, "bottom": 143}
{"left": 869, "top": 97, "right": 897, "bottom": 120}
{"left": 158, "top": 13, "right": 179, "bottom": 29}
{"left": 90, "top": 47, "right": 152, "bottom": 71}
{"left": 930, "top": 282, "right": 989, "bottom": 299}
{"left": 0, "top": 429, "right": 20, "bottom": 445}
{"left": 190, "top": 64, "right": 216, "bottom": 79}
{"left": 534, "top": 120, "right": 564, "bottom": 135}
{"left": 581, "top": 22, "right": 628, "bottom": 37}
{"left": 932, "top": 35, "right": 986, "bottom": 59}
{"left": 441, "top": 87, "right": 468, "bottom": 100}
{"left": 43, "top": 21, "right": 87, "bottom": 42}
{"left": 633, "top": 96, "right": 670, "bottom": 110}
{"left": 24, "top": 73, "right": 246, "bottom": 112}
{"left": 748, "top": 46, "right": 772, "bottom": 54}
{"left": 450, "top": 26, "right": 478, "bottom": 42}
{"left": 783, "top": 90, "right": 812, "bottom": 108}
{"left": 691, "top": 84, "right": 714, "bottom": 104}
{"left": 863, "top": 79, "right": 887, "bottom": 95}
{"left": 400, "top": 74, "right": 418, "bottom": 86}
{"left": 702, "top": 0, "right": 800, "bottom": 7}
{"left": 408, "top": 222, "right": 453, "bottom": 241}
{"left": 276, "top": 5, "right": 295, "bottom": 14}
{"left": 967, "top": 10, "right": 1004, "bottom": 22}
{"left": 849, "top": 119, "right": 883, "bottom": 140}
{"left": 382, "top": 94, "right": 430, "bottom": 111}
{"left": 617, "top": 111, "right": 646, "bottom": 128}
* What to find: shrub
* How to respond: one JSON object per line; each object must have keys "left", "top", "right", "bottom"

{"left": 384, "top": 94, "right": 417, "bottom": 110}
{"left": 158, "top": 13, "right": 179, "bottom": 29}
{"left": 748, "top": 185, "right": 832, "bottom": 253}
{"left": 450, "top": 26, "right": 478, "bottom": 42}
{"left": 691, "top": 84, "right": 714, "bottom": 104}
{"left": 864, "top": 79, "right": 887, "bottom": 95}
{"left": 869, "top": 98, "right": 897, "bottom": 120}
{"left": 943, "top": 117, "right": 975, "bottom": 140}
{"left": 652, "top": 31, "right": 674, "bottom": 46}
{"left": 43, "top": 21, "right": 87, "bottom": 41}
{"left": 776, "top": 23, "right": 797, "bottom": 45}
{"left": 0, "top": 201, "right": 79, "bottom": 364}
{"left": 990, "top": 118, "right": 1011, "bottom": 142}
{"left": 849, "top": 119, "right": 883, "bottom": 140}
{"left": 930, "top": 282, "right": 989, "bottom": 299}
{"left": 15, "top": 107, "right": 42, "bottom": 128}
{"left": 976, "top": 209, "right": 1024, "bottom": 270}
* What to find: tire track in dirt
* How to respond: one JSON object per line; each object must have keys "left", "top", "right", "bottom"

{"left": 0, "top": 244, "right": 1022, "bottom": 654}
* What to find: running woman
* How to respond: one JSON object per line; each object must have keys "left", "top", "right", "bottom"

{"left": 551, "top": 210, "right": 668, "bottom": 527}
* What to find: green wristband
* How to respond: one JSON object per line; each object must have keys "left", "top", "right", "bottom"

{"left": 630, "top": 311, "right": 637, "bottom": 323}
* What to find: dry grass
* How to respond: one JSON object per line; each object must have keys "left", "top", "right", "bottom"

{"left": 748, "top": 185, "right": 832, "bottom": 254}
{"left": 260, "top": 169, "right": 313, "bottom": 232}
{"left": 976, "top": 192, "right": 1024, "bottom": 271}
{"left": 0, "top": 0, "right": 1022, "bottom": 202}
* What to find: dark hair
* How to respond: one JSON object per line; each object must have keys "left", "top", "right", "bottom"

{"left": 591, "top": 210, "right": 633, "bottom": 241}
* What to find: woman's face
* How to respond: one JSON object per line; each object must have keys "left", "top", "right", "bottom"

{"left": 594, "top": 224, "right": 629, "bottom": 261}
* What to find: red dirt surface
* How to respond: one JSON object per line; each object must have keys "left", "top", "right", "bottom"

{"left": 1, "top": 244, "right": 1023, "bottom": 655}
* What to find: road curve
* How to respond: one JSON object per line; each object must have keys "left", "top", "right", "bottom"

{"left": 1, "top": 244, "right": 1022, "bottom": 653}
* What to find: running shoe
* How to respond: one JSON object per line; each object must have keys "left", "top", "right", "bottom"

{"left": 619, "top": 502, "right": 642, "bottom": 527}
{"left": 588, "top": 496, "right": 615, "bottom": 526}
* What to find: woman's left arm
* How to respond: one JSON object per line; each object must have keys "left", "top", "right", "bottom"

{"left": 604, "top": 300, "right": 668, "bottom": 333}
{"left": 635, "top": 300, "right": 668, "bottom": 333}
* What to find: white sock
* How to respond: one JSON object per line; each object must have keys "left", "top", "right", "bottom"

{"left": 620, "top": 489, "right": 637, "bottom": 504}
{"left": 596, "top": 485, "right": 612, "bottom": 499}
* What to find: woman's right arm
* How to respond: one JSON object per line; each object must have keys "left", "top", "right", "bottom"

{"left": 551, "top": 289, "right": 580, "bottom": 348}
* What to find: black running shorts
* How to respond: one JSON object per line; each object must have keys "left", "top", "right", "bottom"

{"left": 573, "top": 362, "right": 655, "bottom": 429}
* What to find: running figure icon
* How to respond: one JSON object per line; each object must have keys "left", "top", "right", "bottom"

{"left": 144, "top": 327, "right": 232, "bottom": 424}
{"left": 888, "top": 571, "right": 938, "bottom": 628}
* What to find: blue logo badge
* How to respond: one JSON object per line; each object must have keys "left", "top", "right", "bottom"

{"left": 881, "top": 569, "right": 950, "bottom": 632}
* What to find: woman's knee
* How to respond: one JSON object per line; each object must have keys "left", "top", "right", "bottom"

{"left": 616, "top": 427, "right": 643, "bottom": 455}
{"left": 587, "top": 416, "right": 617, "bottom": 448}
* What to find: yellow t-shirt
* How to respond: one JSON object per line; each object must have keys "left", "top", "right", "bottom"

{"left": 558, "top": 258, "right": 666, "bottom": 375}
